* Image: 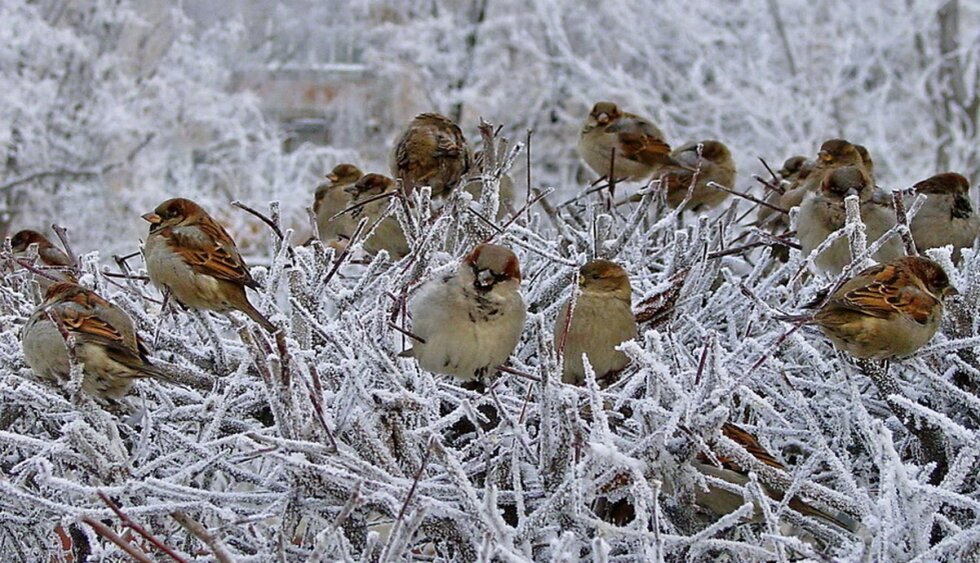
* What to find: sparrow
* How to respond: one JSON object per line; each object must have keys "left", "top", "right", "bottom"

{"left": 796, "top": 138, "right": 870, "bottom": 195}
{"left": 9, "top": 229, "right": 76, "bottom": 290}
{"left": 464, "top": 150, "right": 516, "bottom": 220}
{"left": 391, "top": 112, "right": 470, "bottom": 198}
{"left": 656, "top": 140, "right": 736, "bottom": 210}
{"left": 22, "top": 282, "right": 166, "bottom": 400}
{"left": 407, "top": 243, "right": 526, "bottom": 381}
{"left": 578, "top": 101, "right": 675, "bottom": 182}
{"left": 142, "top": 198, "right": 276, "bottom": 333}
{"left": 785, "top": 256, "right": 955, "bottom": 359}
{"left": 691, "top": 423, "right": 863, "bottom": 534}
{"left": 910, "top": 172, "right": 979, "bottom": 260}
{"left": 797, "top": 165, "right": 903, "bottom": 275}
{"left": 314, "top": 163, "right": 363, "bottom": 243}
{"left": 554, "top": 260, "right": 638, "bottom": 386}
{"left": 346, "top": 173, "right": 411, "bottom": 260}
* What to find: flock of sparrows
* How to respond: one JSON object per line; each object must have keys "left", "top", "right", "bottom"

{"left": 8, "top": 101, "right": 977, "bottom": 536}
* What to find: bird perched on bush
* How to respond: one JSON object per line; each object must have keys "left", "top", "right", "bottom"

{"left": 797, "top": 165, "right": 902, "bottom": 274}
{"left": 314, "top": 163, "right": 363, "bottom": 244}
{"left": 656, "top": 140, "right": 736, "bottom": 210}
{"left": 407, "top": 243, "right": 526, "bottom": 381}
{"left": 910, "top": 172, "right": 979, "bottom": 261}
{"left": 346, "top": 173, "right": 410, "bottom": 260}
{"left": 781, "top": 256, "right": 955, "bottom": 359}
{"left": 9, "top": 229, "right": 76, "bottom": 290}
{"left": 391, "top": 112, "right": 469, "bottom": 198}
{"left": 554, "top": 260, "right": 637, "bottom": 386}
{"left": 578, "top": 101, "right": 676, "bottom": 182}
{"left": 22, "top": 282, "right": 166, "bottom": 400}
{"left": 142, "top": 198, "right": 276, "bottom": 332}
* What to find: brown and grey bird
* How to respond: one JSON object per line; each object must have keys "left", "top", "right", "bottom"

{"left": 10, "top": 229, "right": 76, "bottom": 290}
{"left": 797, "top": 165, "right": 902, "bottom": 275}
{"left": 910, "top": 172, "right": 979, "bottom": 261}
{"left": 391, "top": 112, "right": 470, "bottom": 198}
{"left": 578, "top": 101, "right": 676, "bottom": 182}
{"left": 407, "top": 243, "right": 526, "bottom": 381}
{"left": 796, "top": 139, "right": 870, "bottom": 195}
{"left": 781, "top": 256, "right": 955, "bottom": 360}
{"left": 22, "top": 282, "right": 166, "bottom": 400}
{"left": 656, "top": 140, "right": 736, "bottom": 210}
{"left": 346, "top": 173, "right": 411, "bottom": 260}
{"left": 554, "top": 260, "right": 638, "bottom": 386}
{"left": 314, "top": 163, "right": 363, "bottom": 243}
{"left": 142, "top": 198, "right": 277, "bottom": 332}
{"left": 756, "top": 156, "right": 811, "bottom": 242}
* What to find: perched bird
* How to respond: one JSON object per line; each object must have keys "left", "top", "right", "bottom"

{"left": 22, "top": 282, "right": 165, "bottom": 400}
{"left": 778, "top": 156, "right": 809, "bottom": 182}
{"left": 656, "top": 140, "right": 736, "bottom": 210}
{"left": 554, "top": 260, "right": 638, "bottom": 385}
{"left": 142, "top": 198, "right": 276, "bottom": 332}
{"left": 9, "top": 229, "right": 75, "bottom": 290}
{"left": 797, "top": 139, "right": 869, "bottom": 195}
{"left": 910, "top": 172, "right": 979, "bottom": 260}
{"left": 691, "top": 423, "right": 863, "bottom": 534}
{"left": 346, "top": 173, "right": 411, "bottom": 260}
{"left": 578, "top": 101, "right": 675, "bottom": 182}
{"left": 464, "top": 150, "right": 515, "bottom": 220}
{"left": 756, "top": 156, "right": 810, "bottom": 240}
{"left": 391, "top": 112, "right": 469, "bottom": 198}
{"left": 407, "top": 243, "right": 526, "bottom": 381}
{"left": 797, "top": 165, "right": 902, "bottom": 275}
{"left": 854, "top": 144, "right": 875, "bottom": 176}
{"left": 314, "top": 163, "right": 363, "bottom": 243}
{"left": 786, "top": 256, "right": 955, "bottom": 359}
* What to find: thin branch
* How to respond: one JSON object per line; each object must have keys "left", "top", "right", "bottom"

{"left": 81, "top": 516, "right": 154, "bottom": 563}
{"left": 98, "top": 492, "right": 189, "bottom": 563}
{"left": 170, "top": 511, "right": 235, "bottom": 563}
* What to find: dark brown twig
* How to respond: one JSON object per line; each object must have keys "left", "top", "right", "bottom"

{"left": 51, "top": 223, "right": 79, "bottom": 272}
{"left": 170, "top": 512, "right": 234, "bottom": 563}
{"left": 891, "top": 190, "right": 918, "bottom": 256}
{"left": 98, "top": 492, "right": 189, "bottom": 563}
{"left": 389, "top": 323, "right": 426, "bottom": 344}
{"left": 705, "top": 181, "right": 789, "bottom": 214}
{"left": 81, "top": 516, "right": 155, "bottom": 563}
{"left": 231, "top": 201, "right": 285, "bottom": 242}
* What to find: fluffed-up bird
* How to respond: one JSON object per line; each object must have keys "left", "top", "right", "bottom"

{"left": 22, "top": 282, "right": 166, "bottom": 400}
{"left": 391, "top": 112, "right": 470, "bottom": 198}
{"left": 910, "top": 172, "right": 979, "bottom": 261}
{"left": 578, "top": 101, "right": 676, "bottom": 182}
{"left": 554, "top": 260, "right": 638, "bottom": 386}
{"left": 314, "top": 163, "right": 363, "bottom": 244}
{"left": 797, "top": 165, "right": 902, "bottom": 275}
{"left": 142, "top": 198, "right": 276, "bottom": 332}
{"left": 346, "top": 173, "right": 411, "bottom": 260}
{"left": 781, "top": 256, "right": 955, "bottom": 359}
{"left": 407, "top": 243, "right": 526, "bottom": 381}
{"left": 656, "top": 140, "right": 736, "bottom": 210}
{"left": 9, "top": 229, "right": 76, "bottom": 290}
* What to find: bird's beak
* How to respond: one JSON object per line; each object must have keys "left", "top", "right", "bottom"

{"left": 596, "top": 113, "right": 610, "bottom": 125}
{"left": 475, "top": 269, "right": 495, "bottom": 290}
{"left": 142, "top": 213, "right": 162, "bottom": 225}
{"left": 327, "top": 174, "right": 339, "bottom": 182}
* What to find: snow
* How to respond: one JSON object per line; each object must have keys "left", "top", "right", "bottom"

{"left": 1, "top": 0, "right": 980, "bottom": 561}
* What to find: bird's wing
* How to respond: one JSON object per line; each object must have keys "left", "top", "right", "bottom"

{"left": 169, "top": 224, "right": 257, "bottom": 288}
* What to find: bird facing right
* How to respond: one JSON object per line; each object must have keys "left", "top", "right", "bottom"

{"left": 408, "top": 243, "right": 526, "bottom": 382}
{"left": 799, "top": 256, "right": 956, "bottom": 360}
{"left": 909, "top": 172, "right": 979, "bottom": 261}
{"left": 314, "top": 163, "right": 363, "bottom": 244}
{"left": 554, "top": 260, "right": 638, "bottom": 386}
{"left": 22, "top": 282, "right": 165, "bottom": 400}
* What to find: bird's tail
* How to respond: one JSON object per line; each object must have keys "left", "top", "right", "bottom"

{"left": 789, "top": 498, "right": 866, "bottom": 538}
{"left": 239, "top": 301, "right": 278, "bottom": 333}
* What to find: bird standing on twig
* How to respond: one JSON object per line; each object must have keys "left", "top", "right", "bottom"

{"left": 578, "top": 101, "right": 676, "bottom": 183}
{"left": 142, "top": 198, "right": 277, "bottom": 333}
{"left": 391, "top": 112, "right": 470, "bottom": 198}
